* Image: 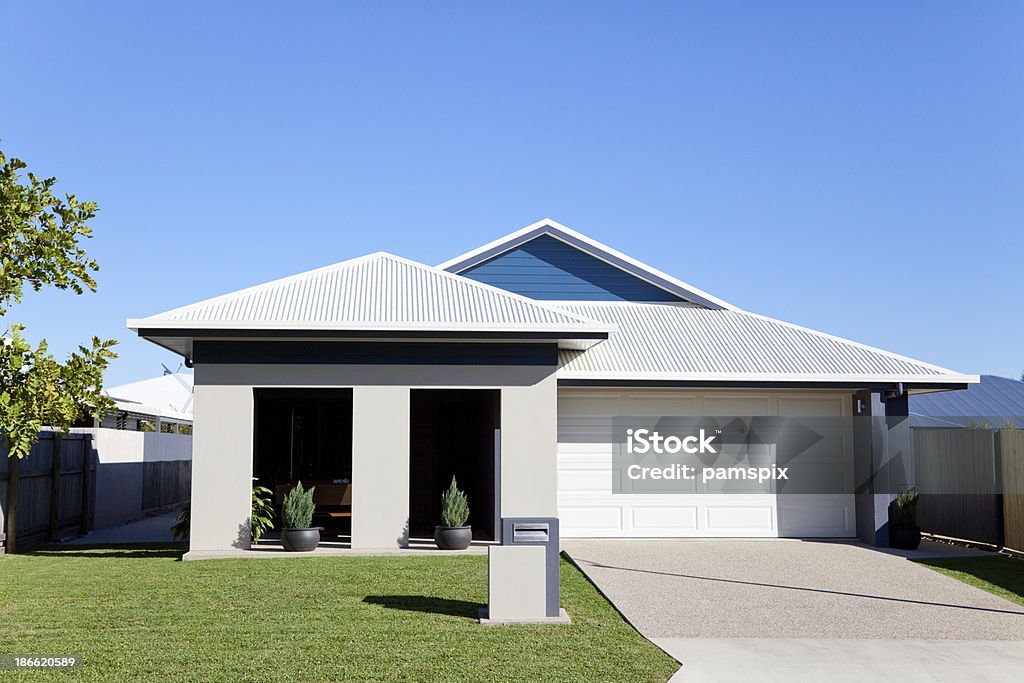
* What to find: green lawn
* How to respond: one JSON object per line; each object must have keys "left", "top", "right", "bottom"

{"left": 0, "top": 546, "right": 678, "bottom": 682}
{"left": 917, "top": 554, "right": 1024, "bottom": 608}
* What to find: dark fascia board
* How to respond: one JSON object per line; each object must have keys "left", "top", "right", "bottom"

{"left": 192, "top": 340, "right": 559, "bottom": 366}
{"left": 558, "top": 379, "right": 971, "bottom": 392}
{"left": 136, "top": 328, "right": 609, "bottom": 341}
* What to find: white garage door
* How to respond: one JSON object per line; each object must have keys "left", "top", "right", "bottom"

{"left": 557, "top": 390, "right": 856, "bottom": 538}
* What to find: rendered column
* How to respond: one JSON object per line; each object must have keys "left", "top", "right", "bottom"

{"left": 351, "top": 387, "right": 410, "bottom": 549}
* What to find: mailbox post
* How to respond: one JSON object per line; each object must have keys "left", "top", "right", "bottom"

{"left": 503, "top": 517, "right": 560, "bottom": 618}
{"left": 482, "top": 516, "right": 568, "bottom": 624}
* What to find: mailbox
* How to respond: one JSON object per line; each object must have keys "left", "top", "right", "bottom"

{"left": 511, "top": 522, "right": 549, "bottom": 543}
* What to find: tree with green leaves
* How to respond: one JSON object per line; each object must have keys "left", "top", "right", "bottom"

{"left": 1, "top": 147, "right": 118, "bottom": 552}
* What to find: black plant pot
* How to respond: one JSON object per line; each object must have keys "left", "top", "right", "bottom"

{"left": 281, "top": 527, "right": 320, "bottom": 552}
{"left": 434, "top": 525, "right": 472, "bottom": 550}
{"left": 890, "top": 525, "right": 922, "bottom": 550}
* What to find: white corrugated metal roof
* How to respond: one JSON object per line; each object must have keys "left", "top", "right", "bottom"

{"left": 128, "top": 252, "right": 612, "bottom": 334}
{"left": 554, "top": 302, "right": 977, "bottom": 384}
{"left": 105, "top": 373, "right": 194, "bottom": 420}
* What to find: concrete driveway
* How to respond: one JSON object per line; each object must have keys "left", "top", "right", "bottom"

{"left": 563, "top": 539, "right": 1024, "bottom": 682}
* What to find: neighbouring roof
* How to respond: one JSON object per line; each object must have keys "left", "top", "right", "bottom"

{"left": 105, "top": 373, "right": 194, "bottom": 421}
{"left": 439, "top": 219, "right": 734, "bottom": 309}
{"left": 553, "top": 302, "right": 977, "bottom": 385}
{"left": 910, "top": 375, "right": 1024, "bottom": 427}
{"left": 129, "top": 252, "right": 612, "bottom": 335}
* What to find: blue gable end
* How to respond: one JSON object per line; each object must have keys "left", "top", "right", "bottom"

{"left": 458, "top": 234, "right": 683, "bottom": 302}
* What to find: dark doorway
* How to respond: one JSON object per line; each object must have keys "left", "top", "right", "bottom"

{"left": 409, "top": 390, "right": 499, "bottom": 541}
{"left": 253, "top": 389, "right": 353, "bottom": 534}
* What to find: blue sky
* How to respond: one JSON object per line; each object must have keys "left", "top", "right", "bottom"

{"left": 3, "top": 3, "right": 1021, "bottom": 386}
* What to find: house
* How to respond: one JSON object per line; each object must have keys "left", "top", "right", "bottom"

{"left": 910, "top": 375, "right": 1024, "bottom": 429}
{"left": 99, "top": 373, "right": 194, "bottom": 433}
{"left": 127, "top": 219, "right": 977, "bottom": 552}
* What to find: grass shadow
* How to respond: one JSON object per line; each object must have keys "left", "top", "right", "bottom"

{"left": 26, "top": 543, "right": 186, "bottom": 559}
{"left": 918, "top": 556, "right": 1024, "bottom": 606}
{"left": 362, "top": 595, "right": 484, "bottom": 618}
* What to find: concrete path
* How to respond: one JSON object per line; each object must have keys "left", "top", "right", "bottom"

{"left": 61, "top": 511, "right": 179, "bottom": 544}
{"left": 563, "top": 539, "right": 1024, "bottom": 682}
{"left": 655, "top": 638, "right": 1024, "bottom": 682}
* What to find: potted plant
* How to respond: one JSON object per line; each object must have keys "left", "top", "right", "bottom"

{"left": 170, "top": 483, "right": 274, "bottom": 545}
{"left": 889, "top": 488, "right": 921, "bottom": 550}
{"left": 280, "top": 481, "right": 319, "bottom": 552}
{"left": 251, "top": 485, "right": 275, "bottom": 546}
{"left": 434, "top": 476, "right": 471, "bottom": 550}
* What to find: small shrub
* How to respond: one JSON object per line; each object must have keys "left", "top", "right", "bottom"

{"left": 440, "top": 476, "right": 469, "bottom": 528}
{"left": 171, "top": 485, "right": 276, "bottom": 543}
{"left": 170, "top": 501, "right": 190, "bottom": 541}
{"left": 251, "top": 485, "right": 275, "bottom": 543}
{"left": 282, "top": 481, "right": 316, "bottom": 529}
{"left": 891, "top": 488, "right": 919, "bottom": 528}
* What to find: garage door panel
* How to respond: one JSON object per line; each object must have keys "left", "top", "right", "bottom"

{"left": 557, "top": 393, "right": 625, "bottom": 417}
{"left": 630, "top": 505, "right": 699, "bottom": 532}
{"left": 705, "top": 504, "right": 776, "bottom": 533}
{"left": 703, "top": 395, "right": 773, "bottom": 416}
{"left": 629, "top": 394, "right": 701, "bottom": 416}
{"left": 778, "top": 495, "right": 854, "bottom": 537}
{"left": 558, "top": 468, "right": 615, "bottom": 492}
{"left": 557, "top": 417, "right": 614, "bottom": 443}
{"left": 778, "top": 396, "right": 848, "bottom": 417}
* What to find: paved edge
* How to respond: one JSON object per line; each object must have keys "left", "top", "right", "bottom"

{"left": 561, "top": 549, "right": 685, "bottom": 678}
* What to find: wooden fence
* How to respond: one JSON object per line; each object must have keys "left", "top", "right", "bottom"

{"left": 914, "top": 428, "right": 1024, "bottom": 551}
{"left": 1, "top": 430, "right": 192, "bottom": 552}
{"left": 141, "top": 460, "right": 192, "bottom": 512}
{"left": 1, "top": 432, "right": 95, "bottom": 552}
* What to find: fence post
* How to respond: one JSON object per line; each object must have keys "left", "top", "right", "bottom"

{"left": 1001, "top": 430, "right": 1024, "bottom": 552}
{"left": 994, "top": 430, "right": 1006, "bottom": 549}
{"left": 6, "top": 455, "right": 19, "bottom": 554}
{"left": 80, "top": 435, "right": 93, "bottom": 536}
{"left": 49, "top": 433, "right": 62, "bottom": 541}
